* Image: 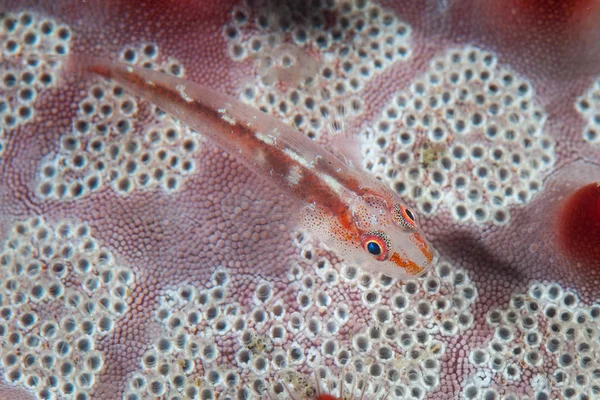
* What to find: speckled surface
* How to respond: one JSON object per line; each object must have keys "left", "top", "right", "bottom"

{"left": 0, "top": 1, "right": 599, "bottom": 399}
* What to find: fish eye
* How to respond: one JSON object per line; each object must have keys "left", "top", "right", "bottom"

{"left": 392, "top": 204, "right": 417, "bottom": 230}
{"left": 367, "top": 241, "right": 381, "bottom": 255}
{"left": 360, "top": 230, "right": 391, "bottom": 261}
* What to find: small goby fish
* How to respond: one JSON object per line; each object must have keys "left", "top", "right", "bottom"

{"left": 65, "top": 56, "right": 436, "bottom": 279}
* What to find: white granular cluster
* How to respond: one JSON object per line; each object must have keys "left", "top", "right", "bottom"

{"left": 575, "top": 78, "right": 600, "bottom": 144}
{"left": 0, "top": 11, "right": 71, "bottom": 144}
{"left": 283, "top": 249, "right": 477, "bottom": 399}
{"left": 36, "top": 43, "right": 201, "bottom": 200}
{"left": 123, "top": 234, "right": 476, "bottom": 400}
{"left": 0, "top": 217, "right": 134, "bottom": 399}
{"left": 123, "top": 268, "right": 233, "bottom": 400}
{"left": 463, "top": 283, "right": 600, "bottom": 400}
{"left": 224, "top": 0, "right": 412, "bottom": 140}
{"left": 364, "top": 46, "right": 555, "bottom": 225}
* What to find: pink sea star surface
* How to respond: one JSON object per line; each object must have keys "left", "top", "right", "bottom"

{"left": 0, "top": 1, "right": 599, "bottom": 399}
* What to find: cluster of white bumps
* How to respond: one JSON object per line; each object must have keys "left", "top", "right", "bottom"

{"left": 0, "top": 217, "right": 134, "bottom": 399}
{"left": 123, "top": 268, "right": 233, "bottom": 400}
{"left": 3, "top": 3, "right": 595, "bottom": 400}
{"left": 0, "top": 11, "right": 71, "bottom": 153}
{"left": 364, "top": 46, "right": 555, "bottom": 226}
{"left": 222, "top": 0, "right": 557, "bottom": 227}
{"left": 123, "top": 231, "right": 476, "bottom": 400}
{"left": 224, "top": 0, "right": 412, "bottom": 140}
{"left": 464, "top": 283, "right": 600, "bottom": 399}
{"left": 575, "top": 78, "right": 600, "bottom": 144}
{"left": 36, "top": 43, "right": 201, "bottom": 200}
{"left": 294, "top": 255, "right": 477, "bottom": 399}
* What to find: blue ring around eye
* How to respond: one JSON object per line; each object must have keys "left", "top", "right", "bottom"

{"left": 367, "top": 241, "right": 381, "bottom": 256}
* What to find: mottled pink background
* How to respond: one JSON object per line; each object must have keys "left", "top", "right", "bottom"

{"left": 1, "top": 0, "right": 600, "bottom": 399}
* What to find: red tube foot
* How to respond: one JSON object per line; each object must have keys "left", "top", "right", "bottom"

{"left": 557, "top": 182, "right": 600, "bottom": 266}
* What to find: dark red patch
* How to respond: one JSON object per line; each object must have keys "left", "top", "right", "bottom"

{"left": 489, "top": 0, "right": 598, "bottom": 27}
{"left": 486, "top": 0, "right": 600, "bottom": 49}
{"left": 557, "top": 183, "right": 600, "bottom": 266}
{"left": 452, "top": 0, "right": 600, "bottom": 78}
{"left": 316, "top": 395, "right": 340, "bottom": 400}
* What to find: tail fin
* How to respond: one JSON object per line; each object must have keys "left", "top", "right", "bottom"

{"left": 0, "top": 52, "right": 72, "bottom": 91}
{"left": 0, "top": 52, "right": 106, "bottom": 89}
{"left": 59, "top": 54, "right": 114, "bottom": 84}
{"left": 0, "top": 52, "right": 62, "bottom": 73}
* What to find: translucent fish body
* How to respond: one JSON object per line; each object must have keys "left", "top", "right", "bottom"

{"left": 66, "top": 57, "right": 436, "bottom": 279}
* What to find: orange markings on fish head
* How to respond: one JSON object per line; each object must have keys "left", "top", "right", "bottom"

{"left": 411, "top": 232, "right": 435, "bottom": 264}
{"left": 389, "top": 251, "right": 424, "bottom": 276}
{"left": 348, "top": 193, "right": 436, "bottom": 279}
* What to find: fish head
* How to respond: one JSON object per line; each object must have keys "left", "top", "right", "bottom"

{"left": 349, "top": 193, "right": 437, "bottom": 279}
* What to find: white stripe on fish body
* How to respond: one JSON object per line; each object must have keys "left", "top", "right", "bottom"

{"left": 318, "top": 172, "right": 346, "bottom": 197}
{"left": 283, "top": 147, "right": 318, "bottom": 170}
{"left": 255, "top": 128, "right": 351, "bottom": 200}
{"left": 287, "top": 165, "right": 303, "bottom": 186}
{"left": 217, "top": 107, "right": 236, "bottom": 125}
{"left": 255, "top": 132, "right": 277, "bottom": 146}
{"left": 176, "top": 84, "right": 193, "bottom": 103}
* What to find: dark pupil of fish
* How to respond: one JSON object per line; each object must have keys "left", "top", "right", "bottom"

{"left": 405, "top": 208, "right": 414, "bottom": 221}
{"left": 367, "top": 241, "right": 381, "bottom": 255}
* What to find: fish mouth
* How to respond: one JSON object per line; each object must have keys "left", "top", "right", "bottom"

{"left": 411, "top": 233, "right": 436, "bottom": 264}
{"left": 388, "top": 234, "right": 437, "bottom": 276}
{"left": 389, "top": 251, "right": 425, "bottom": 276}
{"left": 424, "top": 243, "right": 436, "bottom": 264}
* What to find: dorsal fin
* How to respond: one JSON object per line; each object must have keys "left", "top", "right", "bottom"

{"left": 319, "top": 92, "right": 365, "bottom": 170}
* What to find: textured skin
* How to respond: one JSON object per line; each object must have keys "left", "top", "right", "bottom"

{"left": 1, "top": 0, "right": 600, "bottom": 399}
